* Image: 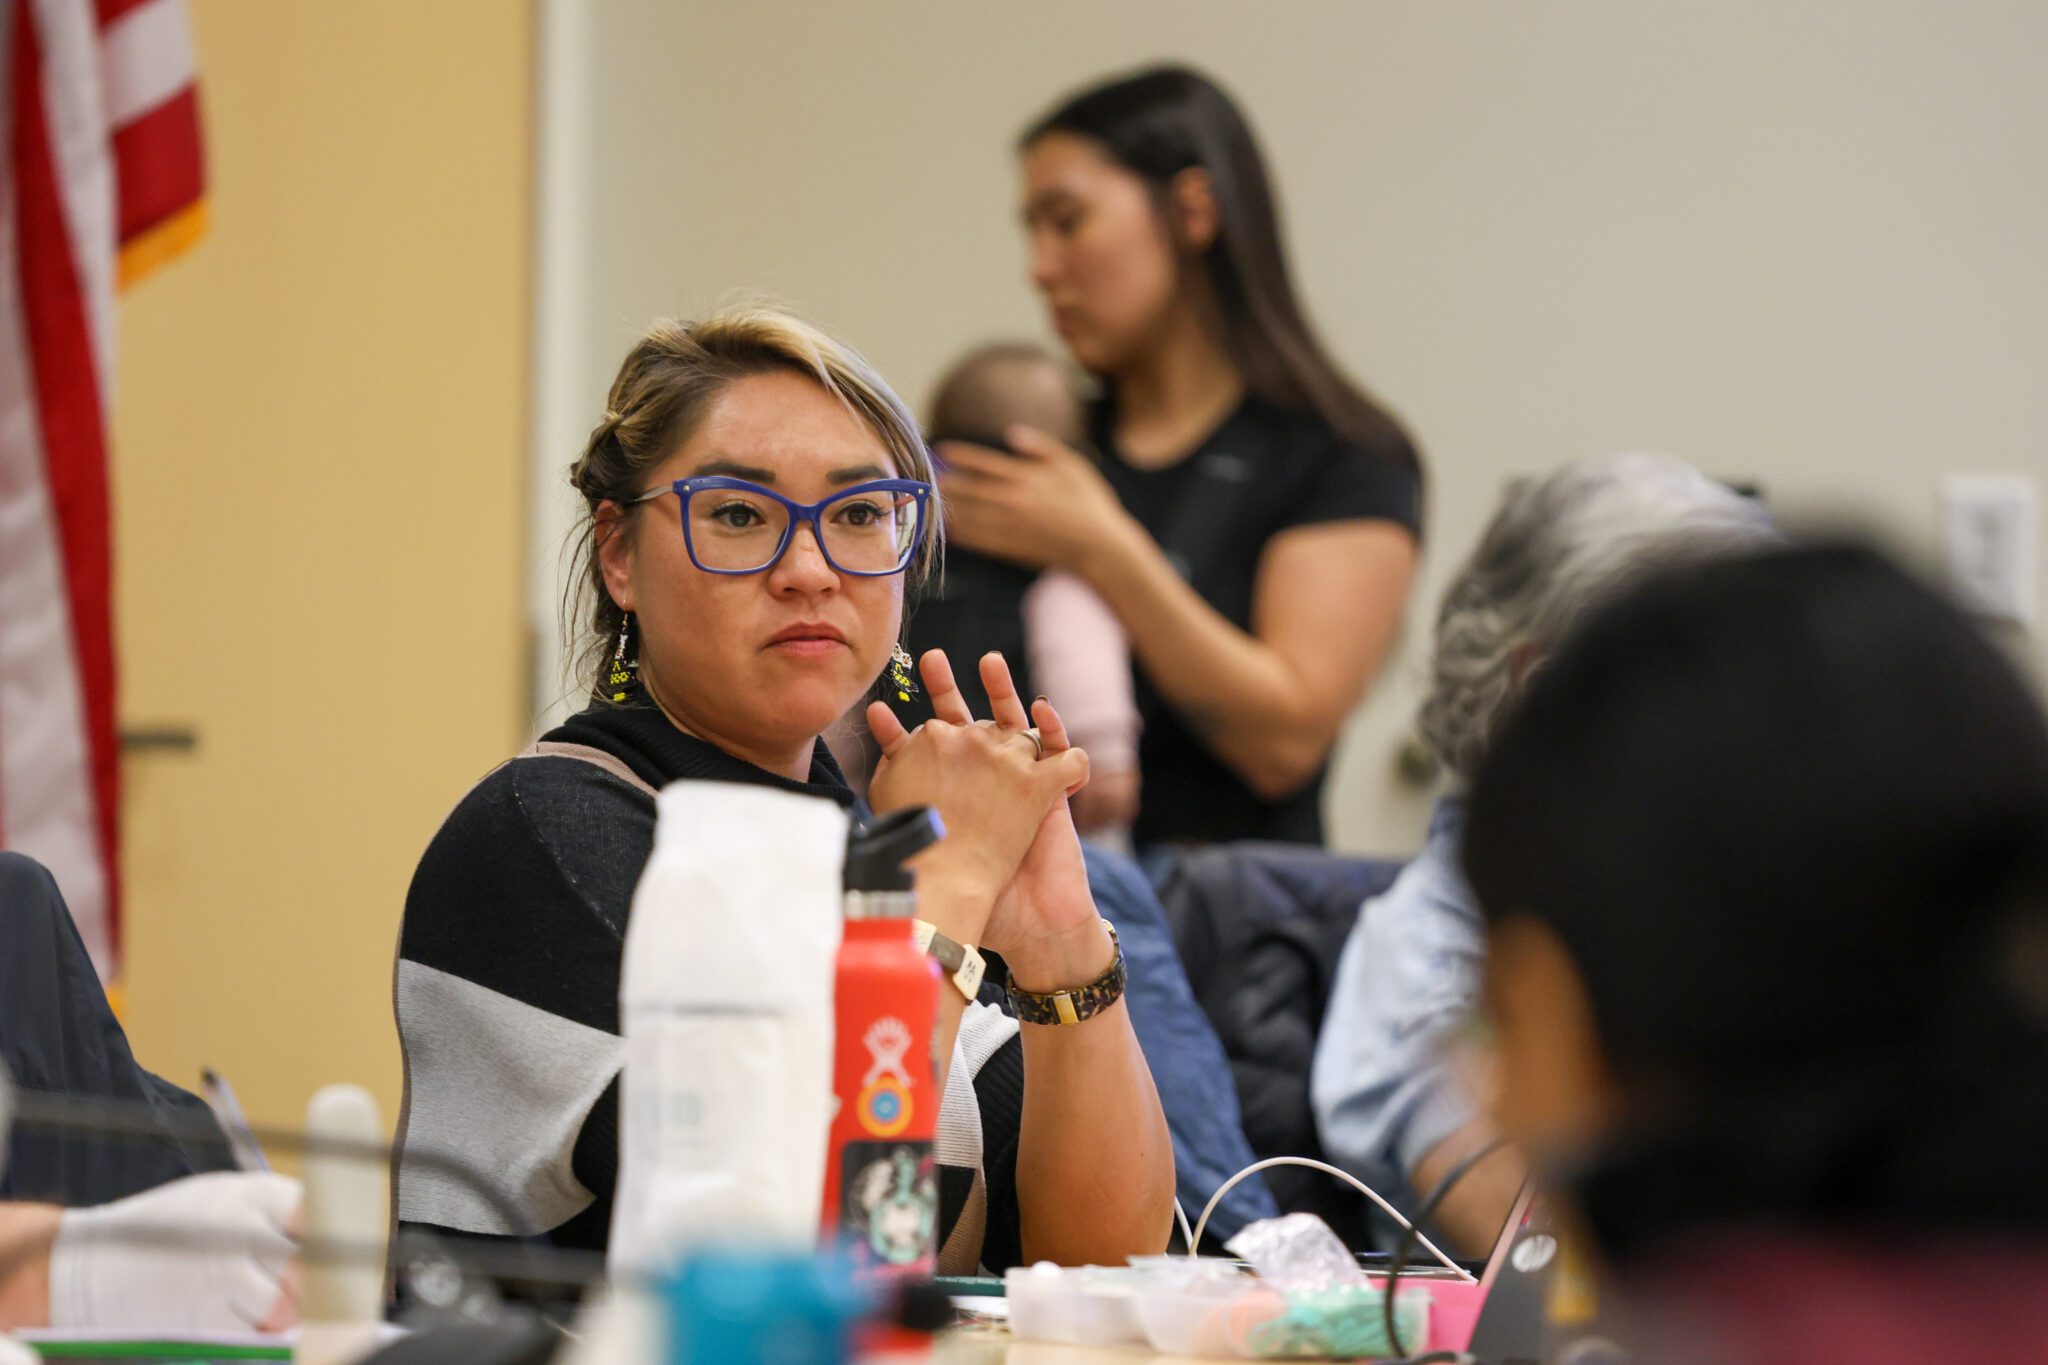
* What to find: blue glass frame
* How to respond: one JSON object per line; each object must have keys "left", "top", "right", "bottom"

{"left": 632, "top": 475, "right": 933, "bottom": 577}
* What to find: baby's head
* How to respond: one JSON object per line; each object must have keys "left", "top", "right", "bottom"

{"left": 928, "top": 342, "right": 1084, "bottom": 450}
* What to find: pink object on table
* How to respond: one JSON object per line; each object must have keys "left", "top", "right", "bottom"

{"left": 1022, "top": 570, "right": 1139, "bottom": 774}
{"left": 1367, "top": 1274, "right": 1491, "bottom": 1352}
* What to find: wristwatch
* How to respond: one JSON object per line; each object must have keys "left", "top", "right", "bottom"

{"left": 1005, "top": 921, "right": 1126, "bottom": 1026}
{"left": 913, "top": 919, "right": 987, "bottom": 1002}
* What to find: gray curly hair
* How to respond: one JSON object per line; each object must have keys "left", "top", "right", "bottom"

{"left": 1419, "top": 452, "right": 1778, "bottom": 783}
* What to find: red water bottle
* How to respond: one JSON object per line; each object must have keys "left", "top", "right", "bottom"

{"left": 823, "top": 807, "right": 945, "bottom": 1281}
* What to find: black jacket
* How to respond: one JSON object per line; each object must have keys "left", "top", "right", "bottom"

{"left": 0, "top": 852, "right": 229, "bottom": 1204}
{"left": 1150, "top": 841, "right": 1402, "bottom": 1248}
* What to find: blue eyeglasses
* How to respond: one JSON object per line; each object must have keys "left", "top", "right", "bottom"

{"left": 632, "top": 476, "right": 933, "bottom": 577}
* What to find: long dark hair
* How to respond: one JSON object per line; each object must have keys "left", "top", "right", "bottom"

{"left": 1024, "top": 65, "right": 1416, "bottom": 469}
{"left": 1464, "top": 544, "right": 2048, "bottom": 1260}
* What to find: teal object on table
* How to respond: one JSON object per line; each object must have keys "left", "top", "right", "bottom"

{"left": 1244, "top": 1284, "right": 1431, "bottom": 1359}
{"left": 932, "top": 1275, "right": 1003, "bottom": 1298}
{"left": 663, "top": 1249, "right": 869, "bottom": 1364}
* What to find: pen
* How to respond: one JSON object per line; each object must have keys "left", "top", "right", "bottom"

{"left": 200, "top": 1066, "right": 269, "bottom": 1173}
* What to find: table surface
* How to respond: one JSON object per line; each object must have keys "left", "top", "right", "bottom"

{"left": 934, "top": 1328, "right": 1251, "bottom": 1365}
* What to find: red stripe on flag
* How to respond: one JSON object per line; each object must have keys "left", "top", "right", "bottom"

{"left": 112, "top": 83, "right": 203, "bottom": 242}
{"left": 95, "top": 0, "right": 157, "bottom": 27}
{"left": 11, "top": 13, "right": 122, "bottom": 950}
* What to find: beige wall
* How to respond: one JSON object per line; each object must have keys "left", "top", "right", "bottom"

{"left": 113, "top": 2, "right": 533, "bottom": 1141}
{"left": 548, "top": 0, "right": 2048, "bottom": 854}
{"left": 90, "top": 0, "right": 2045, "bottom": 1149}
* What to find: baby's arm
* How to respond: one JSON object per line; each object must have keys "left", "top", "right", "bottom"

{"left": 1023, "top": 571, "right": 1140, "bottom": 835}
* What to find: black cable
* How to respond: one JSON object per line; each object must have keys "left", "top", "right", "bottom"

{"left": 1381, "top": 1134, "right": 1513, "bottom": 1361}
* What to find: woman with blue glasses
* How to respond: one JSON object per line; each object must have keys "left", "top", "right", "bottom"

{"left": 392, "top": 307, "right": 1174, "bottom": 1277}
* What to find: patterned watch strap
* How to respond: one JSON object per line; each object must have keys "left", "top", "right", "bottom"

{"left": 1006, "top": 921, "right": 1126, "bottom": 1026}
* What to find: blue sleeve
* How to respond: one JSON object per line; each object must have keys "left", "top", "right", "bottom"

{"left": 1311, "top": 841, "right": 1485, "bottom": 1208}
{"left": 1082, "top": 843, "right": 1280, "bottom": 1242}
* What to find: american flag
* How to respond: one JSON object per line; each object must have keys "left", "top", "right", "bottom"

{"left": 1, "top": 0, "right": 205, "bottom": 976}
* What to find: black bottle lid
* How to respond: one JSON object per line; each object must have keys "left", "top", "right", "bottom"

{"left": 843, "top": 805, "right": 945, "bottom": 893}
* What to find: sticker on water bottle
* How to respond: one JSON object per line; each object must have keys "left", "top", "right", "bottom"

{"left": 858, "top": 1017, "right": 915, "bottom": 1137}
{"left": 841, "top": 1141, "right": 938, "bottom": 1270}
{"left": 857, "top": 1075, "right": 913, "bottom": 1137}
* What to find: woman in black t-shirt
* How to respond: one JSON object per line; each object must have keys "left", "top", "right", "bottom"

{"left": 940, "top": 67, "right": 1422, "bottom": 846}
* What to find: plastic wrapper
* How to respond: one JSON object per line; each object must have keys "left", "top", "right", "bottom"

{"left": 1123, "top": 1245, "right": 1434, "bottom": 1359}
{"left": 1097, "top": 1216, "right": 1433, "bottom": 1358}
{"left": 1224, "top": 1212, "right": 1367, "bottom": 1292}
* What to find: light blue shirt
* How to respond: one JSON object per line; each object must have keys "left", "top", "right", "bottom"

{"left": 1311, "top": 798, "right": 1483, "bottom": 1225}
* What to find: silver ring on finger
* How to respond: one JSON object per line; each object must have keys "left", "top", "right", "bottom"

{"left": 1023, "top": 727, "right": 1044, "bottom": 760}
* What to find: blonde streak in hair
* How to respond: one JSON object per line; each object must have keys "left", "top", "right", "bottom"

{"left": 700, "top": 305, "right": 838, "bottom": 395}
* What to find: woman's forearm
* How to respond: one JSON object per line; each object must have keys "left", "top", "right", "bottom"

{"left": 1014, "top": 997, "right": 1175, "bottom": 1264}
{"left": 0, "top": 1202, "right": 61, "bottom": 1330}
{"left": 1006, "top": 917, "right": 1174, "bottom": 1264}
{"left": 1077, "top": 517, "right": 1351, "bottom": 799}
{"left": 917, "top": 877, "right": 993, "bottom": 1089}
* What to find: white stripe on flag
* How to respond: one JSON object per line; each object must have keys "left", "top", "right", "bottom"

{"left": 27, "top": 0, "right": 116, "bottom": 387}
{"left": 100, "top": 0, "right": 196, "bottom": 130}
{"left": 0, "top": 194, "right": 110, "bottom": 975}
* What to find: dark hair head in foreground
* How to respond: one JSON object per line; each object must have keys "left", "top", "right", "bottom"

{"left": 1463, "top": 542, "right": 2048, "bottom": 1261}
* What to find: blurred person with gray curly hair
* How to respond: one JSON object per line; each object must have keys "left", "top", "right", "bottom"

{"left": 1311, "top": 452, "right": 1775, "bottom": 1252}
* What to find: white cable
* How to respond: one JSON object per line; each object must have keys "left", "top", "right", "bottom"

{"left": 1172, "top": 1197, "right": 1195, "bottom": 1252}
{"left": 1189, "top": 1156, "right": 1475, "bottom": 1283}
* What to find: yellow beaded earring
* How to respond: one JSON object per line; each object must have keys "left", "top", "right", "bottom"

{"left": 606, "top": 613, "right": 638, "bottom": 702}
{"left": 887, "top": 644, "right": 918, "bottom": 702}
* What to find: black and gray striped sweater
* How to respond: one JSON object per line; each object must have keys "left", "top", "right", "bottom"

{"left": 392, "top": 698, "right": 1025, "bottom": 1273}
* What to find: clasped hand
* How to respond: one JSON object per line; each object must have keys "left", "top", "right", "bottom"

{"left": 866, "top": 650, "right": 1100, "bottom": 969}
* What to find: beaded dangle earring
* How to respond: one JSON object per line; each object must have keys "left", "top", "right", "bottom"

{"left": 887, "top": 643, "right": 918, "bottom": 702}
{"left": 606, "top": 613, "right": 639, "bottom": 702}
